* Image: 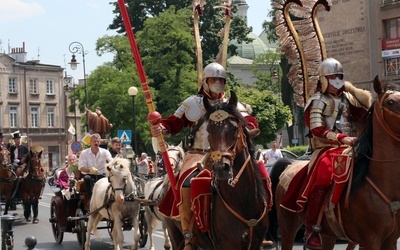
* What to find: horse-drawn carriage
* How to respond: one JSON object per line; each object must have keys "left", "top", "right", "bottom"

{"left": 48, "top": 158, "right": 149, "bottom": 249}
{"left": 1, "top": 146, "right": 45, "bottom": 223}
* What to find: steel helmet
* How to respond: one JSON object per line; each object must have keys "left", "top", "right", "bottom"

{"left": 318, "top": 58, "right": 344, "bottom": 92}
{"left": 202, "top": 62, "right": 227, "bottom": 93}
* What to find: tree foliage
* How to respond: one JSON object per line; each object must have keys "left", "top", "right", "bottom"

{"left": 108, "top": 0, "right": 252, "bottom": 64}
{"left": 70, "top": 1, "right": 294, "bottom": 152}
{"left": 233, "top": 85, "right": 291, "bottom": 145}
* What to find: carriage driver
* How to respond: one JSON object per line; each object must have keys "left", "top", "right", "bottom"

{"left": 280, "top": 58, "right": 372, "bottom": 249}
{"left": 78, "top": 133, "right": 113, "bottom": 201}
{"left": 10, "top": 132, "right": 29, "bottom": 169}
{"left": 150, "top": 62, "right": 262, "bottom": 250}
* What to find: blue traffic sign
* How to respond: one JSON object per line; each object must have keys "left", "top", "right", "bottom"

{"left": 118, "top": 130, "right": 132, "bottom": 144}
{"left": 71, "top": 141, "right": 83, "bottom": 153}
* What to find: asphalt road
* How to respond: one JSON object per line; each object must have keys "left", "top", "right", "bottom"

{"left": 4, "top": 183, "right": 166, "bottom": 250}
{"left": 3, "top": 182, "right": 399, "bottom": 249}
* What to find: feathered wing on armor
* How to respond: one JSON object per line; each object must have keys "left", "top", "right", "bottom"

{"left": 193, "top": 0, "right": 207, "bottom": 91}
{"left": 215, "top": 0, "right": 232, "bottom": 68}
{"left": 273, "top": 0, "right": 332, "bottom": 107}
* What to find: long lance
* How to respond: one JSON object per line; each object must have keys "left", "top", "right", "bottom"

{"left": 117, "top": 0, "right": 178, "bottom": 199}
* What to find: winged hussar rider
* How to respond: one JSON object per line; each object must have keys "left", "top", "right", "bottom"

{"left": 150, "top": 62, "right": 269, "bottom": 250}
{"left": 280, "top": 58, "right": 371, "bottom": 249}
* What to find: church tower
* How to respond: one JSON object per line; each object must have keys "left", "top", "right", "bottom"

{"left": 233, "top": 0, "right": 249, "bottom": 26}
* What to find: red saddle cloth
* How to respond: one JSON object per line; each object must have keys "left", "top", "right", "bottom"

{"left": 191, "top": 169, "right": 212, "bottom": 233}
{"left": 281, "top": 148, "right": 351, "bottom": 212}
{"left": 158, "top": 166, "right": 198, "bottom": 218}
{"left": 158, "top": 167, "right": 213, "bottom": 233}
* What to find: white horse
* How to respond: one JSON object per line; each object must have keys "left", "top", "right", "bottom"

{"left": 84, "top": 157, "right": 141, "bottom": 250}
{"left": 144, "top": 143, "right": 185, "bottom": 250}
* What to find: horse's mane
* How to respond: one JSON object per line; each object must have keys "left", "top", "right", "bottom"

{"left": 351, "top": 104, "right": 374, "bottom": 192}
{"left": 204, "top": 97, "right": 266, "bottom": 199}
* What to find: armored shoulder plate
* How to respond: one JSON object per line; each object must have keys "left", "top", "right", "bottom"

{"left": 174, "top": 96, "right": 204, "bottom": 122}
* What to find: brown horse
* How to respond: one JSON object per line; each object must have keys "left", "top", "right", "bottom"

{"left": 19, "top": 149, "right": 45, "bottom": 223}
{"left": 166, "top": 91, "right": 269, "bottom": 249}
{"left": 0, "top": 146, "right": 14, "bottom": 215}
{"left": 273, "top": 76, "right": 400, "bottom": 250}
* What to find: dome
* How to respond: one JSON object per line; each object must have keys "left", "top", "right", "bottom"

{"left": 229, "top": 33, "right": 273, "bottom": 60}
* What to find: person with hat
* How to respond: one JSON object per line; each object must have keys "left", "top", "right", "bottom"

{"left": 10, "top": 131, "right": 29, "bottom": 168}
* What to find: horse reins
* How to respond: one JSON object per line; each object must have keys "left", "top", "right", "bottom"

{"left": 375, "top": 91, "right": 400, "bottom": 143}
{"left": 210, "top": 118, "right": 267, "bottom": 250}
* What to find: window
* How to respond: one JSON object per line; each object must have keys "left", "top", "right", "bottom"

{"left": 30, "top": 78, "right": 39, "bottom": 94}
{"left": 385, "top": 58, "right": 400, "bottom": 76}
{"left": 8, "top": 78, "right": 17, "bottom": 93}
{"left": 9, "top": 106, "right": 18, "bottom": 127}
{"left": 47, "top": 106, "right": 55, "bottom": 127}
{"left": 46, "top": 79, "right": 55, "bottom": 95}
{"left": 31, "top": 106, "right": 40, "bottom": 127}
{"left": 384, "top": 18, "right": 400, "bottom": 39}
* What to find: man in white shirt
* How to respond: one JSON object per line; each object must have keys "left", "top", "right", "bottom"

{"left": 135, "top": 152, "right": 149, "bottom": 197}
{"left": 79, "top": 133, "right": 112, "bottom": 199}
{"left": 263, "top": 141, "right": 283, "bottom": 166}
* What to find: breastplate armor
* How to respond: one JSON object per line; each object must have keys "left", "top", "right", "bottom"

{"left": 309, "top": 94, "right": 355, "bottom": 136}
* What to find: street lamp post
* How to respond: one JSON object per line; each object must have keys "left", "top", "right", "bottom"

{"left": 128, "top": 87, "right": 138, "bottom": 157}
{"left": 64, "top": 74, "right": 78, "bottom": 142}
{"left": 68, "top": 41, "right": 88, "bottom": 132}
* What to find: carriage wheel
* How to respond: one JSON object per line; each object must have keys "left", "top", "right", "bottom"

{"left": 138, "top": 206, "right": 148, "bottom": 247}
{"left": 75, "top": 208, "right": 87, "bottom": 247}
{"left": 49, "top": 197, "right": 64, "bottom": 244}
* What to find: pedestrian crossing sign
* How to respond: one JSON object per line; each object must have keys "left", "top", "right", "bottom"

{"left": 118, "top": 130, "right": 132, "bottom": 144}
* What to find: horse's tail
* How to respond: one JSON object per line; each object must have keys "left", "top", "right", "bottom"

{"left": 270, "top": 158, "right": 294, "bottom": 195}
{"left": 267, "top": 158, "right": 294, "bottom": 243}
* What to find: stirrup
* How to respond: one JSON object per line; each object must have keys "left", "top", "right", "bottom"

{"left": 305, "top": 232, "right": 322, "bottom": 250}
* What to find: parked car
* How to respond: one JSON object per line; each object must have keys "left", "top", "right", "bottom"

{"left": 261, "top": 149, "right": 299, "bottom": 170}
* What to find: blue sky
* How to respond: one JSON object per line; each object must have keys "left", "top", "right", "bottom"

{"left": 1, "top": 0, "right": 271, "bottom": 82}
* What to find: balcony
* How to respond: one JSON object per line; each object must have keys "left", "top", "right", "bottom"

{"left": 381, "top": 0, "right": 400, "bottom": 6}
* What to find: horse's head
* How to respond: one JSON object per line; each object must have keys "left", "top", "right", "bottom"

{"left": 0, "top": 146, "right": 11, "bottom": 168}
{"left": 26, "top": 150, "right": 43, "bottom": 178}
{"left": 204, "top": 91, "right": 251, "bottom": 181}
{"left": 106, "top": 157, "right": 134, "bottom": 203}
{"left": 167, "top": 142, "right": 185, "bottom": 173}
{"left": 373, "top": 76, "right": 400, "bottom": 137}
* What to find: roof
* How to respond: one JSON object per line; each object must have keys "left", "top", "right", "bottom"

{"left": 227, "top": 55, "right": 254, "bottom": 65}
{"left": 229, "top": 32, "right": 274, "bottom": 60}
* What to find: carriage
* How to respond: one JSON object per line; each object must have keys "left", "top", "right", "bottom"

{"left": 48, "top": 161, "right": 149, "bottom": 249}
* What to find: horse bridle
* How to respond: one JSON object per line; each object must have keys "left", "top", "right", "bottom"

{"left": 375, "top": 90, "right": 400, "bottom": 143}
{"left": 208, "top": 114, "right": 251, "bottom": 188}
{"left": 28, "top": 152, "right": 43, "bottom": 178}
{"left": 208, "top": 113, "right": 268, "bottom": 250}
{"left": 167, "top": 147, "right": 184, "bottom": 173}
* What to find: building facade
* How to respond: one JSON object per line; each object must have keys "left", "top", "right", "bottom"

{"left": 0, "top": 43, "right": 83, "bottom": 170}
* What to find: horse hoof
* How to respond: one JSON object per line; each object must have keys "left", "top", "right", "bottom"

{"left": 33, "top": 218, "right": 39, "bottom": 224}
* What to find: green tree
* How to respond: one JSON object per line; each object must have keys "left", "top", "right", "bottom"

{"left": 136, "top": 7, "right": 197, "bottom": 115}
{"left": 233, "top": 85, "right": 291, "bottom": 145}
{"left": 108, "top": 0, "right": 252, "bottom": 65}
